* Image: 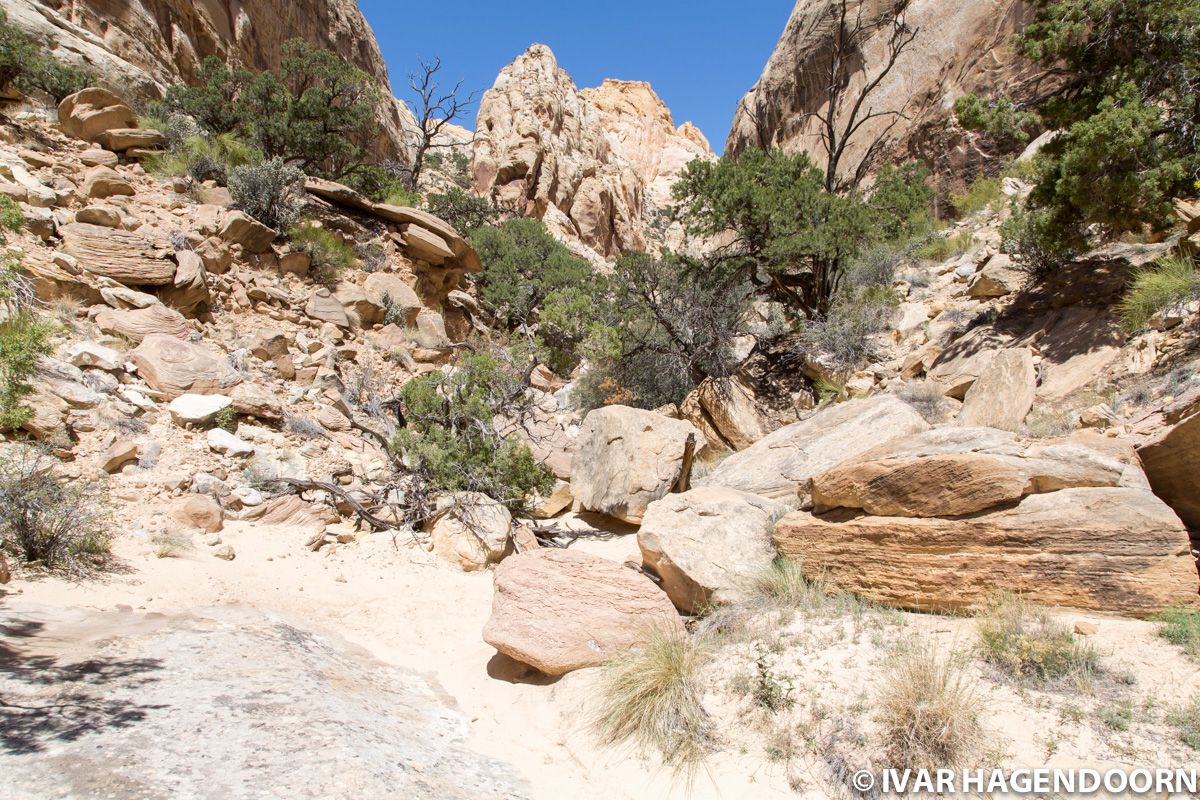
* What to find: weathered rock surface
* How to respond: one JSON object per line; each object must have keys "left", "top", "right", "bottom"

{"left": 1138, "top": 388, "right": 1200, "bottom": 529}
{"left": 174, "top": 494, "right": 225, "bottom": 532}
{"left": 773, "top": 487, "right": 1197, "bottom": 616}
{"left": 59, "top": 223, "right": 175, "bottom": 285}
{"left": 0, "top": 605, "right": 528, "bottom": 799}
{"left": 130, "top": 334, "right": 242, "bottom": 398}
{"left": 957, "top": 348, "right": 1036, "bottom": 432}
{"left": 167, "top": 393, "right": 232, "bottom": 427}
{"left": 680, "top": 376, "right": 772, "bottom": 451}
{"left": 95, "top": 303, "right": 191, "bottom": 343}
{"left": 638, "top": 487, "right": 786, "bottom": 613}
{"left": 472, "top": 45, "right": 713, "bottom": 262}
{"left": 483, "top": 549, "right": 683, "bottom": 675}
{"left": 570, "top": 405, "right": 702, "bottom": 524}
{"left": 427, "top": 493, "right": 513, "bottom": 572}
{"left": 57, "top": 87, "right": 136, "bottom": 142}
{"left": 698, "top": 395, "right": 929, "bottom": 498}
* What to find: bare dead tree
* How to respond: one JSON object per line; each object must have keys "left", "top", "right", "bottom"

{"left": 401, "top": 57, "right": 478, "bottom": 190}
{"left": 801, "top": 0, "right": 920, "bottom": 195}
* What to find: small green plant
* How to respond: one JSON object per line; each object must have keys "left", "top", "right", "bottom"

{"left": 0, "top": 311, "right": 56, "bottom": 430}
{"left": 214, "top": 406, "right": 236, "bottom": 433}
{"left": 914, "top": 230, "right": 973, "bottom": 262}
{"left": 0, "top": 194, "right": 24, "bottom": 233}
{"left": 1153, "top": 607, "right": 1200, "bottom": 660}
{"left": 1167, "top": 696, "right": 1200, "bottom": 751}
{"left": 378, "top": 291, "right": 409, "bottom": 326}
{"left": 1119, "top": 255, "right": 1200, "bottom": 332}
{"left": 148, "top": 132, "right": 261, "bottom": 185}
{"left": 591, "top": 627, "right": 714, "bottom": 771}
{"left": 814, "top": 377, "right": 847, "bottom": 404}
{"left": 751, "top": 643, "right": 795, "bottom": 712}
{"left": 0, "top": 448, "right": 112, "bottom": 572}
{"left": 749, "top": 556, "right": 826, "bottom": 609}
{"left": 287, "top": 224, "right": 357, "bottom": 288}
{"left": 877, "top": 642, "right": 982, "bottom": 771}
{"left": 1097, "top": 700, "right": 1133, "bottom": 732}
{"left": 976, "top": 593, "right": 1098, "bottom": 684}
{"left": 950, "top": 176, "right": 1005, "bottom": 217}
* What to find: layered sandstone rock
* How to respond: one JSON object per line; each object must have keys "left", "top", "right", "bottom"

{"left": 6, "top": 0, "right": 415, "bottom": 163}
{"left": 472, "top": 45, "right": 714, "bottom": 262}
{"left": 1138, "top": 387, "right": 1200, "bottom": 529}
{"left": 727, "top": 0, "right": 1036, "bottom": 189}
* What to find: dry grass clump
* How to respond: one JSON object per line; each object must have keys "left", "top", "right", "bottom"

{"left": 877, "top": 641, "right": 982, "bottom": 771}
{"left": 897, "top": 381, "right": 951, "bottom": 423}
{"left": 1168, "top": 696, "right": 1200, "bottom": 751}
{"left": 976, "top": 593, "right": 1098, "bottom": 686}
{"left": 591, "top": 626, "right": 715, "bottom": 771}
{"left": 1154, "top": 607, "right": 1200, "bottom": 660}
{"left": 152, "top": 531, "right": 193, "bottom": 559}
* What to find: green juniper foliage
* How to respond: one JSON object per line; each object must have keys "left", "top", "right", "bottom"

{"left": 0, "top": 9, "right": 93, "bottom": 101}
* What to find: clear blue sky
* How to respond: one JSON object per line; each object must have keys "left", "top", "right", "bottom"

{"left": 357, "top": 1, "right": 793, "bottom": 153}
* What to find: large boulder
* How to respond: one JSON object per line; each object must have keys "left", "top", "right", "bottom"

{"left": 82, "top": 166, "right": 135, "bottom": 199}
{"left": 570, "top": 405, "right": 702, "bottom": 524}
{"left": 219, "top": 211, "right": 277, "bottom": 254}
{"left": 363, "top": 273, "right": 422, "bottom": 325}
{"left": 773, "top": 487, "right": 1197, "bottom": 617}
{"left": 1138, "top": 388, "right": 1200, "bottom": 528}
{"left": 59, "top": 223, "right": 176, "bottom": 285}
{"left": 305, "top": 289, "right": 350, "bottom": 327}
{"left": 811, "top": 427, "right": 1140, "bottom": 518}
{"left": 58, "top": 88, "right": 137, "bottom": 142}
{"left": 482, "top": 548, "right": 683, "bottom": 675}
{"left": 426, "top": 493, "right": 513, "bottom": 572}
{"left": 159, "top": 251, "right": 210, "bottom": 316}
{"left": 680, "top": 376, "right": 772, "bottom": 451}
{"left": 95, "top": 304, "right": 191, "bottom": 343}
{"left": 697, "top": 395, "right": 929, "bottom": 498}
{"left": 129, "top": 334, "right": 243, "bottom": 398}
{"left": 957, "top": 348, "right": 1036, "bottom": 432}
{"left": 167, "top": 394, "right": 232, "bottom": 427}
{"left": 638, "top": 487, "right": 786, "bottom": 613}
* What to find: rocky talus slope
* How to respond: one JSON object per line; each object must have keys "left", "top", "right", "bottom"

{"left": 4, "top": 0, "right": 416, "bottom": 162}
{"left": 727, "top": 0, "right": 1037, "bottom": 189}
{"left": 471, "top": 44, "right": 714, "bottom": 263}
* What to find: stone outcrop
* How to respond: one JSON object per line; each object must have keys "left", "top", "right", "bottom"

{"left": 1138, "top": 388, "right": 1200, "bottom": 529}
{"left": 59, "top": 223, "right": 176, "bottom": 286}
{"left": 698, "top": 395, "right": 930, "bottom": 498}
{"left": 6, "top": 0, "right": 416, "bottom": 164}
{"left": 570, "top": 405, "right": 702, "bottom": 524}
{"left": 472, "top": 45, "right": 714, "bottom": 262}
{"left": 727, "top": 0, "right": 1036, "bottom": 190}
{"left": 482, "top": 548, "right": 683, "bottom": 675}
{"left": 638, "top": 487, "right": 786, "bottom": 614}
{"left": 957, "top": 348, "right": 1036, "bottom": 432}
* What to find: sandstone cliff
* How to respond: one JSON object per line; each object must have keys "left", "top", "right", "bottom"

{"left": 472, "top": 45, "right": 713, "bottom": 262}
{"left": 4, "top": 0, "right": 415, "bottom": 162}
{"left": 727, "top": 0, "right": 1038, "bottom": 190}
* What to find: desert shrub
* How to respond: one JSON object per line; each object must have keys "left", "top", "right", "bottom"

{"left": 950, "top": 176, "right": 1004, "bottom": 217}
{"left": 283, "top": 413, "right": 325, "bottom": 438}
{"left": 0, "top": 448, "right": 112, "bottom": 571}
{"left": 0, "top": 310, "right": 55, "bottom": 430}
{"left": 1023, "top": 406, "right": 1078, "bottom": 438}
{"left": 1119, "top": 255, "right": 1200, "bottom": 332}
{"left": 0, "top": 10, "right": 93, "bottom": 100}
{"left": 228, "top": 157, "right": 305, "bottom": 230}
{"left": 153, "top": 531, "right": 193, "bottom": 559}
{"left": 391, "top": 352, "right": 554, "bottom": 509}
{"left": 877, "top": 642, "right": 982, "bottom": 771}
{"left": 999, "top": 202, "right": 1080, "bottom": 276}
{"left": 426, "top": 187, "right": 503, "bottom": 234}
{"left": 795, "top": 283, "right": 898, "bottom": 372}
{"left": 749, "top": 556, "right": 826, "bottom": 609}
{"left": 214, "top": 406, "right": 237, "bottom": 433}
{"left": 149, "top": 132, "right": 261, "bottom": 185}
{"left": 286, "top": 224, "right": 356, "bottom": 288}
{"left": 976, "top": 593, "right": 1098, "bottom": 683}
{"left": 954, "top": 94, "right": 1039, "bottom": 143}
{"left": 0, "top": 195, "right": 23, "bottom": 233}
{"left": 591, "top": 627, "right": 714, "bottom": 770}
{"left": 1097, "top": 700, "right": 1133, "bottom": 732}
{"left": 751, "top": 644, "right": 795, "bottom": 712}
{"left": 913, "top": 229, "right": 973, "bottom": 263}
{"left": 1154, "top": 607, "right": 1200, "bottom": 660}
{"left": 1168, "top": 697, "right": 1200, "bottom": 751}
{"left": 898, "top": 382, "right": 950, "bottom": 423}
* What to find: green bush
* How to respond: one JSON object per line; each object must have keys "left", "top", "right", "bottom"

{"left": 1154, "top": 607, "right": 1200, "bottom": 660}
{"left": 1119, "top": 255, "right": 1200, "bottom": 332}
{"left": 228, "top": 157, "right": 305, "bottom": 230}
{"left": 391, "top": 353, "right": 554, "bottom": 507}
{"left": 0, "top": 447, "right": 111, "bottom": 571}
{"left": 954, "top": 94, "right": 1039, "bottom": 142}
{"left": 913, "top": 230, "right": 973, "bottom": 263}
{"left": 0, "top": 194, "right": 23, "bottom": 233}
{"left": 287, "top": 224, "right": 356, "bottom": 288}
{"left": 0, "top": 311, "right": 55, "bottom": 431}
{"left": 426, "top": 187, "right": 502, "bottom": 234}
{"left": 148, "top": 132, "right": 261, "bottom": 184}
{"left": 0, "top": 9, "right": 94, "bottom": 101}
{"left": 342, "top": 164, "right": 416, "bottom": 204}
{"left": 1000, "top": 201, "right": 1080, "bottom": 276}
{"left": 950, "top": 176, "right": 1004, "bottom": 217}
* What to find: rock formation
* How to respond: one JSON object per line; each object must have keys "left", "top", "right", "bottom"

{"left": 5, "top": 0, "right": 415, "bottom": 162}
{"left": 472, "top": 44, "right": 714, "bottom": 262}
{"left": 726, "top": 0, "right": 1037, "bottom": 190}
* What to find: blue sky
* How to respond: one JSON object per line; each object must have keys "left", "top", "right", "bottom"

{"left": 357, "top": 1, "right": 793, "bottom": 153}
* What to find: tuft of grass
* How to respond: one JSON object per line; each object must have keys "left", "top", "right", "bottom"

{"left": 877, "top": 642, "right": 982, "bottom": 771}
{"left": 1097, "top": 700, "right": 1133, "bottom": 732}
{"left": 283, "top": 413, "right": 325, "bottom": 439}
{"left": 914, "top": 230, "right": 973, "bottom": 263}
{"left": 1024, "top": 406, "right": 1077, "bottom": 439}
{"left": 1153, "top": 607, "right": 1200, "bottom": 659}
{"left": 749, "top": 556, "right": 827, "bottom": 609}
{"left": 591, "top": 627, "right": 715, "bottom": 771}
{"left": 286, "top": 224, "right": 357, "bottom": 289}
{"left": 1167, "top": 697, "right": 1200, "bottom": 751}
{"left": 950, "top": 176, "right": 1004, "bottom": 217}
{"left": 976, "top": 593, "right": 1098, "bottom": 685}
{"left": 814, "top": 377, "right": 847, "bottom": 404}
{"left": 751, "top": 643, "right": 795, "bottom": 712}
{"left": 153, "top": 531, "right": 193, "bottom": 559}
{"left": 898, "top": 382, "right": 950, "bottom": 423}
{"left": 1119, "top": 255, "right": 1200, "bottom": 332}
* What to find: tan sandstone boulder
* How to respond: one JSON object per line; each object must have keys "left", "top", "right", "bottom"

{"left": 570, "top": 405, "right": 702, "bottom": 524}
{"left": 697, "top": 395, "right": 930, "bottom": 498}
{"left": 773, "top": 487, "right": 1197, "bottom": 617}
{"left": 957, "top": 348, "right": 1036, "bottom": 432}
{"left": 1138, "top": 388, "right": 1200, "bottom": 528}
{"left": 174, "top": 494, "right": 224, "bottom": 533}
{"left": 680, "top": 376, "right": 772, "bottom": 451}
{"left": 129, "top": 334, "right": 243, "bottom": 398}
{"left": 638, "top": 487, "right": 786, "bottom": 614}
{"left": 95, "top": 304, "right": 191, "bottom": 343}
{"left": 59, "top": 223, "right": 176, "bottom": 286}
{"left": 482, "top": 548, "right": 683, "bottom": 675}
{"left": 426, "top": 493, "right": 513, "bottom": 572}
{"left": 58, "top": 88, "right": 137, "bottom": 142}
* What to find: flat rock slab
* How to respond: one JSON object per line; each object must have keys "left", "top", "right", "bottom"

{"left": 59, "top": 223, "right": 175, "bottom": 286}
{"left": 0, "top": 605, "right": 528, "bottom": 799}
